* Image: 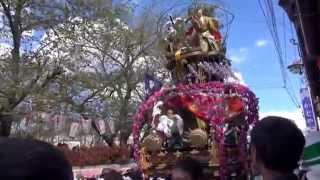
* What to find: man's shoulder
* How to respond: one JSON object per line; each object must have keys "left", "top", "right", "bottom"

{"left": 273, "top": 174, "right": 299, "bottom": 180}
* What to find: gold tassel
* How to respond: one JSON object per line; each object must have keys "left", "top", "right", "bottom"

{"left": 175, "top": 49, "right": 183, "bottom": 80}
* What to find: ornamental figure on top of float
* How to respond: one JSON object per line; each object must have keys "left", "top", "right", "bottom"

{"left": 186, "top": 6, "right": 222, "bottom": 53}
{"left": 164, "top": 5, "right": 223, "bottom": 56}
{"left": 164, "top": 5, "right": 228, "bottom": 83}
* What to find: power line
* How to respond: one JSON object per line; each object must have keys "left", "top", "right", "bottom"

{"left": 258, "top": 0, "right": 286, "bottom": 85}
{"left": 258, "top": 0, "right": 300, "bottom": 108}
{"left": 249, "top": 86, "right": 288, "bottom": 90}
{"left": 289, "top": 21, "right": 302, "bottom": 58}
{"left": 281, "top": 10, "right": 301, "bottom": 108}
{"left": 283, "top": 12, "right": 287, "bottom": 65}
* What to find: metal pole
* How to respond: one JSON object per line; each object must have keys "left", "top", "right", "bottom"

{"left": 295, "top": 0, "right": 311, "bottom": 56}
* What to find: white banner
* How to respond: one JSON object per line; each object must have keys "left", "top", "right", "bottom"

{"left": 98, "top": 119, "right": 106, "bottom": 134}
{"left": 108, "top": 120, "right": 115, "bottom": 134}
{"left": 81, "top": 117, "right": 92, "bottom": 134}
{"left": 50, "top": 114, "right": 65, "bottom": 132}
{"left": 69, "top": 122, "right": 80, "bottom": 138}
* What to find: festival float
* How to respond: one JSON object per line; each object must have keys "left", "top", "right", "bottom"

{"left": 132, "top": 4, "right": 259, "bottom": 180}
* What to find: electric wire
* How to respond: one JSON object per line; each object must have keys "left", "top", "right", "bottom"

{"left": 258, "top": 0, "right": 300, "bottom": 108}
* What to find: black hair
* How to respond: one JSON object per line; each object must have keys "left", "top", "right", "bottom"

{"left": 0, "top": 138, "right": 73, "bottom": 180}
{"left": 251, "top": 116, "right": 305, "bottom": 174}
{"left": 124, "top": 169, "right": 143, "bottom": 180}
{"left": 167, "top": 109, "right": 175, "bottom": 113}
{"left": 101, "top": 169, "right": 123, "bottom": 180}
{"left": 174, "top": 157, "right": 204, "bottom": 180}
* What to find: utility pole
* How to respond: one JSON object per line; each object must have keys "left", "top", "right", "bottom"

{"left": 279, "top": 0, "right": 320, "bottom": 129}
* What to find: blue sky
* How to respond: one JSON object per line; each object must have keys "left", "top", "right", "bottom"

{"left": 220, "top": 0, "right": 306, "bottom": 128}
{"left": 134, "top": 0, "right": 306, "bottom": 128}
{"left": 222, "top": 0, "right": 301, "bottom": 112}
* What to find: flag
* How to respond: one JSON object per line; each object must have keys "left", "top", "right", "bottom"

{"left": 53, "top": 115, "right": 65, "bottom": 132}
{"left": 81, "top": 117, "right": 92, "bottom": 134}
{"left": 107, "top": 120, "right": 115, "bottom": 134}
{"left": 144, "top": 73, "right": 162, "bottom": 98}
{"left": 92, "top": 119, "right": 114, "bottom": 146}
{"left": 98, "top": 119, "right": 106, "bottom": 134}
{"left": 92, "top": 119, "right": 107, "bottom": 135}
{"left": 69, "top": 122, "right": 80, "bottom": 138}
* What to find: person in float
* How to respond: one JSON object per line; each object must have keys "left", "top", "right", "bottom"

{"left": 166, "top": 109, "right": 184, "bottom": 149}
{"left": 0, "top": 137, "right": 73, "bottom": 180}
{"left": 250, "top": 116, "right": 305, "bottom": 180}
{"left": 157, "top": 109, "right": 184, "bottom": 149}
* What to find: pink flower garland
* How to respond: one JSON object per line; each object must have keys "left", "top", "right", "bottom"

{"left": 132, "top": 82, "right": 259, "bottom": 178}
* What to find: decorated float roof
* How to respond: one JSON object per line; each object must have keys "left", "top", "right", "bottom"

{"left": 132, "top": 81, "right": 258, "bottom": 179}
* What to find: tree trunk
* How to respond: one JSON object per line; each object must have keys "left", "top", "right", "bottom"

{"left": 118, "top": 86, "right": 132, "bottom": 146}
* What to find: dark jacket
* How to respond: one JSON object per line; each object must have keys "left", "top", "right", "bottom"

{"left": 273, "top": 174, "right": 299, "bottom": 180}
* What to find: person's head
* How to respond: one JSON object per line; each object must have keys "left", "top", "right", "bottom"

{"left": 100, "top": 169, "right": 123, "bottom": 180}
{"left": 250, "top": 116, "right": 305, "bottom": 176}
{"left": 196, "top": 8, "right": 203, "bottom": 17}
{"left": 167, "top": 109, "right": 174, "bottom": 117}
{"left": 124, "top": 169, "right": 143, "bottom": 180}
{"left": 171, "top": 157, "right": 204, "bottom": 180}
{"left": 0, "top": 138, "right": 73, "bottom": 180}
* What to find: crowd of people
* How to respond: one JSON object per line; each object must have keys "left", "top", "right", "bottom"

{"left": 0, "top": 116, "right": 308, "bottom": 180}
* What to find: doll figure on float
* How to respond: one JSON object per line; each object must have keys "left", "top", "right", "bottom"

{"left": 167, "top": 109, "right": 184, "bottom": 150}
{"left": 185, "top": 7, "right": 222, "bottom": 53}
{"left": 164, "top": 17, "right": 188, "bottom": 55}
{"left": 151, "top": 101, "right": 164, "bottom": 128}
{"left": 156, "top": 109, "right": 184, "bottom": 150}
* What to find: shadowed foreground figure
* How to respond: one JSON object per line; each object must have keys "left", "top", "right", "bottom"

{"left": 251, "top": 116, "right": 305, "bottom": 180}
{"left": 0, "top": 138, "right": 73, "bottom": 180}
{"left": 171, "top": 157, "right": 204, "bottom": 180}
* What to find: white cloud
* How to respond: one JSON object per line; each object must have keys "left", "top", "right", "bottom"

{"left": 227, "top": 71, "right": 246, "bottom": 85}
{"left": 131, "top": 0, "right": 142, "bottom": 4}
{"left": 239, "top": 48, "right": 247, "bottom": 52}
{"left": 0, "top": 43, "right": 12, "bottom": 56}
{"left": 234, "top": 72, "right": 246, "bottom": 84}
{"left": 255, "top": 39, "right": 269, "bottom": 47}
{"left": 229, "top": 48, "right": 248, "bottom": 64}
{"left": 260, "top": 109, "right": 306, "bottom": 130}
{"left": 22, "top": 29, "right": 36, "bottom": 38}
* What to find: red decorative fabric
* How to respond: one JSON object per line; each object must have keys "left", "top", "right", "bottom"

{"left": 178, "top": 93, "right": 224, "bottom": 122}
{"left": 227, "top": 96, "right": 244, "bottom": 113}
{"left": 185, "top": 27, "right": 194, "bottom": 36}
{"left": 185, "top": 27, "right": 223, "bottom": 42}
{"left": 212, "top": 31, "right": 222, "bottom": 41}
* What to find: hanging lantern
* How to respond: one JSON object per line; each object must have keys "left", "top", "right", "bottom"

{"left": 287, "top": 59, "right": 304, "bottom": 75}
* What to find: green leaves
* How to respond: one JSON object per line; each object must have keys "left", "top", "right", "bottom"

{"left": 0, "top": 0, "right": 169, "bottom": 138}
